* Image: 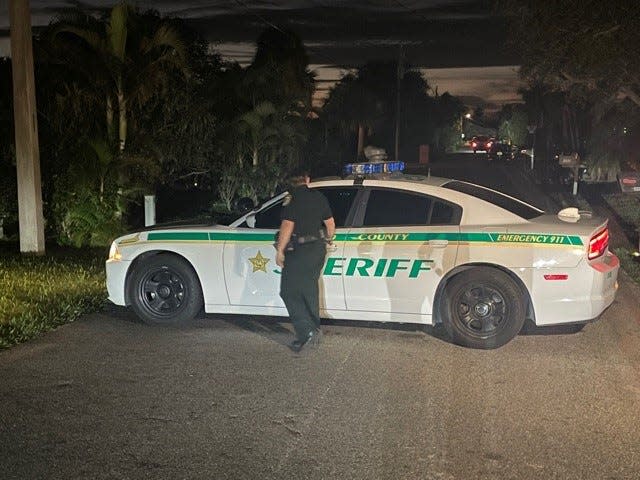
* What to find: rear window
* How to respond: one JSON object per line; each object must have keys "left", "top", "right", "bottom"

{"left": 442, "top": 180, "right": 544, "bottom": 220}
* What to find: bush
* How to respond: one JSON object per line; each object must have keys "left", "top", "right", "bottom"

{"left": 0, "top": 245, "right": 106, "bottom": 349}
{"left": 0, "top": 156, "right": 17, "bottom": 234}
{"left": 614, "top": 248, "right": 640, "bottom": 286}
{"left": 603, "top": 194, "right": 640, "bottom": 227}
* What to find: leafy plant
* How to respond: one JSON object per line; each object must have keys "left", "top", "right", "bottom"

{"left": 614, "top": 248, "right": 640, "bottom": 286}
{"left": 603, "top": 194, "right": 640, "bottom": 227}
{"left": 57, "top": 193, "right": 125, "bottom": 247}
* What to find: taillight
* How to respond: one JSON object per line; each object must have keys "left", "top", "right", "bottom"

{"left": 487, "top": 142, "right": 493, "bottom": 148}
{"left": 588, "top": 228, "right": 609, "bottom": 260}
{"left": 472, "top": 142, "right": 477, "bottom": 147}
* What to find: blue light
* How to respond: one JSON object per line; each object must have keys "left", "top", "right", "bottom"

{"left": 343, "top": 161, "right": 405, "bottom": 175}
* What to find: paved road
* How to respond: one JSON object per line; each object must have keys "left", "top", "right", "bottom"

{"left": 2, "top": 155, "right": 640, "bottom": 479}
{"left": 2, "top": 276, "right": 639, "bottom": 480}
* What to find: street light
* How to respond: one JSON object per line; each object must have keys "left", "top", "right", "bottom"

{"left": 461, "top": 113, "right": 472, "bottom": 141}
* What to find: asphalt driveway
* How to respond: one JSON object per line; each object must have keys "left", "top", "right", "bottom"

{"left": 2, "top": 269, "right": 640, "bottom": 479}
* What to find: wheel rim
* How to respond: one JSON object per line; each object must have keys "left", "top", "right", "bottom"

{"left": 137, "top": 267, "right": 187, "bottom": 317}
{"left": 452, "top": 283, "right": 507, "bottom": 338}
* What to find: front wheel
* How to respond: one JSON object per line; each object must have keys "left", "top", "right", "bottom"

{"left": 441, "top": 268, "right": 525, "bottom": 349}
{"left": 128, "top": 254, "right": 203, "bottom": 325}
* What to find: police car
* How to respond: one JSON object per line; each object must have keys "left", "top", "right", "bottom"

{"left": 106, "top": 161, "right": 619, "bottom": 349}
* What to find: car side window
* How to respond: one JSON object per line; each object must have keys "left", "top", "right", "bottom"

{"left": 254, "top": 200, "right": 284, "bottom": 228}
{"left": 313, "top": 187, "right": 358, "bottom": 227}
{"left": 430, "top": 201, "right": 456, "bottom": 225}
{"left": 251, "top": 187, "right": 358, "bottom": 229}
{"left": 361, "top": 189, "right": 461, "bottom": 226}
{"left": 363, "top": 189, "right": 431, "bottom": 226}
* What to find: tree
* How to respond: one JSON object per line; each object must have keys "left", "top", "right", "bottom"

{"left": 0, "top": 59, "right": 17, "bottom": 236}
{"left": 322, "top": 72, "right": 381, "bottom": 159}
{"left": 43, "top": 3, "right": 188, "bottom": 152}
{"left": 499, "top": 0, "right": 640, "bottom": 110}
{"left": 244, "top": 26, "right": 315, "bottom": 113}
{"left": 431, "top": 92, "right": 466, "bottom": 154}
{"left": 497, "top": 105, "right": 528, "bottom": 146}
{"left": 322, "top": 61, "right": 464, "bottom": 162}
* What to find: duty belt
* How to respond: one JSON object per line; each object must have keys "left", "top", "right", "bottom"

{"left": 296, "top": 234, "right": 322, "bottom": 245}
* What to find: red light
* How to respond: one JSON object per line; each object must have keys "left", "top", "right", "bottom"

{"left": 622, "top": 177, "right": 637, "bottom": 185}
{"left": 544, "top": 274, "right": 568, "bottom": 280}
{"left": 472, "top": 142, "right": 477, "bottom": 147}
{"left": 487, "top": 142, "right": 493, "bottom": 148}
{"left": 588, "top": 228, "right": 609, "bottom": 260}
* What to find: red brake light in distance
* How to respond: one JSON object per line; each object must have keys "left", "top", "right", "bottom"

{"left": 588, "top": 228, "right": 609, "bottom": 260}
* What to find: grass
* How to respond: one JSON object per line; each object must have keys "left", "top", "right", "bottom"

{"left": 0, "top": 244, "right": 107, "bottom": 349}
{"left": 614, "top": 248, "right": 640, "bottom": 286}
{"left": 603, "top": 194, "right": 640, "bottom": 227}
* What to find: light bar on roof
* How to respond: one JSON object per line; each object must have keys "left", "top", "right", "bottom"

{"left": 343, "top": 161, "right": 405, "bottom": 175}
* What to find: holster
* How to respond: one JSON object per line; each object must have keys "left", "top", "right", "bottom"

{"left": 274, "top": 231, "right": 297, "bottom": 252}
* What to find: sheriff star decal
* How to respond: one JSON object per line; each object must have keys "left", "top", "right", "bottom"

{"left": 248, "top": 251, "right": 270, "bottom": 273}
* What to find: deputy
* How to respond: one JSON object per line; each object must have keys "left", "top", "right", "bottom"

{"left": 275, "top": 169, "right": 335, "bottom": 353}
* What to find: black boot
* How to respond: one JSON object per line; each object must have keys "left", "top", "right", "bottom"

{"left": 288, "top": 329, "right": 321, "bottom": 353}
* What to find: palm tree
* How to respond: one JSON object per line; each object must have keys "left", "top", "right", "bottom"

{"left": 45, "top": 2, "right": 188, "bottom": 152}
{"left": 244, "top": 27, "right": 315, "bottom": 113}
{"left": 322, "top": 73, "right": 380, "bottom": 159}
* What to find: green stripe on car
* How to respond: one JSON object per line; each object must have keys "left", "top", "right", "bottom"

{"left": 145, "top": 231, "right": 583, "bottom": 246}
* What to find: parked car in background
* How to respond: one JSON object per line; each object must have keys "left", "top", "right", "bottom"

{"left": 487, "top": 142, "right": 514, "bottom": 162}
{"left": 470, "top": 135, "right": 493, "bottom": 153}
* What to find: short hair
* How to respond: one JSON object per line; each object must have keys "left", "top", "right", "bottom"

{"left": 288, "top": 167, "right": 310, "bottom": 186}
{"left": 290, "top": 166, "right": 310, "bottom": 177}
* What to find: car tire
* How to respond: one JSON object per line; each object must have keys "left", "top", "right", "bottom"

{"left": 128, "top": 254, "right": 203, "bottom": 325}
{"left": 441, "top": 267, "right": 525, "bottom": 349}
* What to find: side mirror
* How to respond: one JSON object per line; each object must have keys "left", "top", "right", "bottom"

{"left": 246, "top": 213, "right": 256, "bottom": 229}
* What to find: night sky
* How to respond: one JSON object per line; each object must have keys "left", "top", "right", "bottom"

{"left": 0, "top": 0, "right": 523, "bottom": 110}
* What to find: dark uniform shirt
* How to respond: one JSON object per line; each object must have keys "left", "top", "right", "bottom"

{"left": 281, "top": 185, "right": 332, "bottom": 237}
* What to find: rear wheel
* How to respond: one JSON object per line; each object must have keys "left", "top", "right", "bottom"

{"left": 442, "top": 268, "right": 525, "bottom": 349}
{"left": 128, "top": 254, "right": 203, "bottom": 325}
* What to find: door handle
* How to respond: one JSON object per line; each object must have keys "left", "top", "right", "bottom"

{"left": 357, "top": 241, "right": 373, "bottom": 255}
{"left": 428, "top": 239, "right": 449, "bottom": 248}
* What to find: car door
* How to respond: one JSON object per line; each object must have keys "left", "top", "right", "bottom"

{"left": 223, "top": 186, "right": 358, "bottom": 311}
{"left": 342, "top": 187, "right": 461, "bottom": 315}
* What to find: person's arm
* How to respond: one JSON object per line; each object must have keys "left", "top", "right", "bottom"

{"left": 276, "top": 219, "right": 295, "bottom": 267}
{"left": 323, "top": 217, "right": 335, "bottom": 245}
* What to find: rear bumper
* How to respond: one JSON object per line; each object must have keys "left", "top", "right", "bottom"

{"left": 531, "top": 252, "right": 619, "bottom": 326}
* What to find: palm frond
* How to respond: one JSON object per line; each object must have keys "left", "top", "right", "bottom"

{"left": 107, "top": 3, "right": 129, "bottom": 62}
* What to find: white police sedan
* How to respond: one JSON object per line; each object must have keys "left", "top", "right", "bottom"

{"left": 106, "top": 162, "right": 619, "bottom": 349}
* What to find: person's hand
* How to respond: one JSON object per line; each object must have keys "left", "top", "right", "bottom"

{"left": 326, "top": 240, "right": 337, "bottom": 253}
{"left": 276, "top": 251, "right": 285, "bottom": 267}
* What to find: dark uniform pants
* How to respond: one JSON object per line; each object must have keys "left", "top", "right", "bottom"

{"left": 280, "top": 242, "right": 326, "bottom": 341}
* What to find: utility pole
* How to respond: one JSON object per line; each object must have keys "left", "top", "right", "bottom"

{"left": 9, "top": 0, "right": 45, "bottom": 254}
{"left": 394, "top": 44, "right": 404, "bottom": 162}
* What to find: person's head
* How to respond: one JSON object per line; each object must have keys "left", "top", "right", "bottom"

{"left": 288, "top": 168, "right": 310, "bottom": 187}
